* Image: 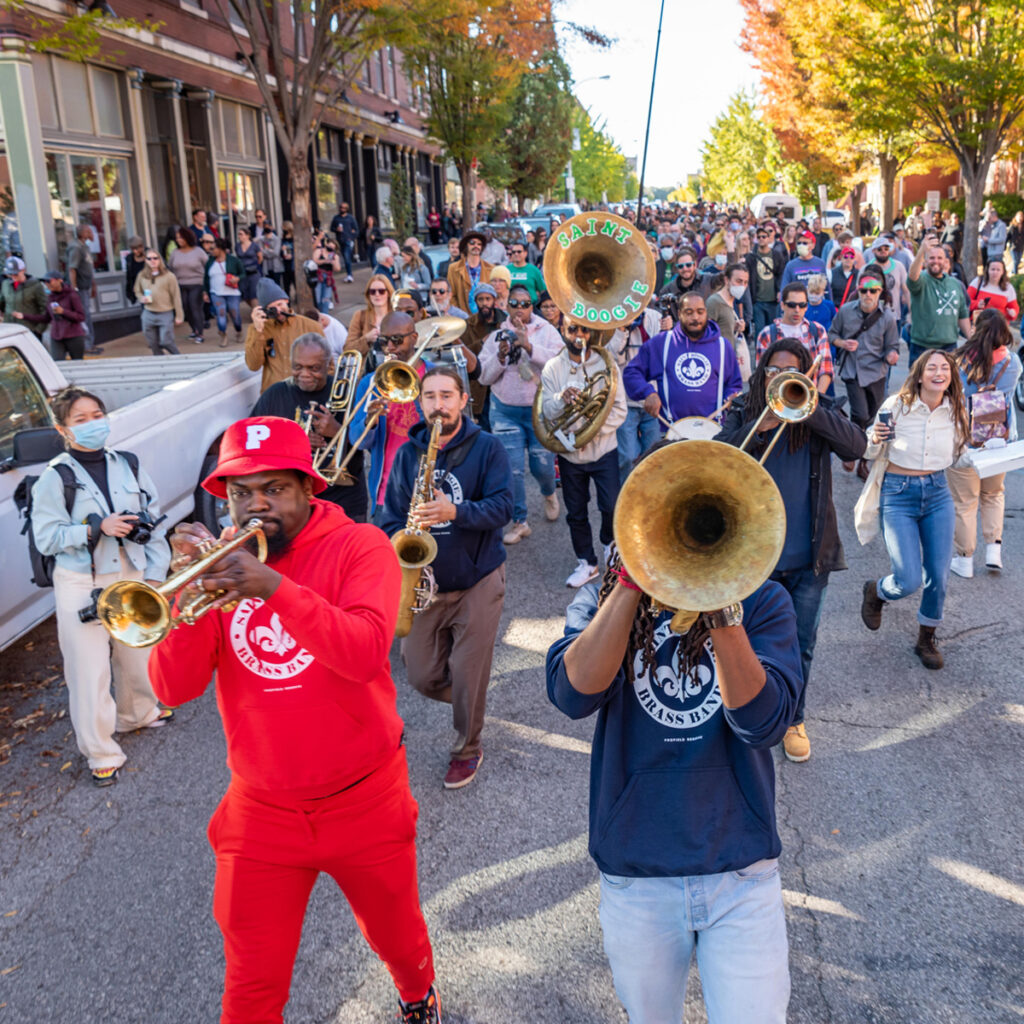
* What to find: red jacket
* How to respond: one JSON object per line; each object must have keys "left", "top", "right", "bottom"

{"left": 149, "top": 500, "right": 403, "bottom": 800}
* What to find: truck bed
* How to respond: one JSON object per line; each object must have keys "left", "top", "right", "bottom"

{"left": 61, "top": 352, "right": 248, "bottom": 411}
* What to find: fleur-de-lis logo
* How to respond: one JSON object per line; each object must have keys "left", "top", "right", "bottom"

{"left": 251, "top": 613, "right": 296, "bottom": 656}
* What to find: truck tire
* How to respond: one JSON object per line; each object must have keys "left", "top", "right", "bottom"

{"left": 193, "top": 453, "right": 231, "bottom": 534}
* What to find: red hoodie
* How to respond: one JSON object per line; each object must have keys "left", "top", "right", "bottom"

{"left": 150, "top": 500, "right": 403, "bottom": 800}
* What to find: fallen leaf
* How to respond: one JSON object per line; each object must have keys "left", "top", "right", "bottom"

{"left": 59, "top": 762, "right": 71, "bottom": 773}
{"left": 831, "top": 829, "right": 840, "bottom": 835}
{"left": 3, "top": 911, "right": 17, "bottom": 917}
{"left": 81, "top": 827, "right": 90, "bottom": 837}
{"left": 0, "top": 966, "right": 20, "bottom": 976}
{"left": 40, "top": 751, "right": 57, "bottom": 758}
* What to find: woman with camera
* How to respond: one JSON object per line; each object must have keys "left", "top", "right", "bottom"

{"left": 30, "top": 387, "right": 172, "bottom": 786}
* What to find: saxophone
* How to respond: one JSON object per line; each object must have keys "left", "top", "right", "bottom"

{"left": 392, "top": 416, "right": 442, "bottom": 637}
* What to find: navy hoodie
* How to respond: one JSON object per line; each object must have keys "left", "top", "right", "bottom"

{"left": 379, "top": 416, "right": 513, "bottom": 592}
{"left": 622, "top": 320, "right": 742, "bottom": 424}
{"left": 547, "top": 580, "right": 803, "bottom": 877}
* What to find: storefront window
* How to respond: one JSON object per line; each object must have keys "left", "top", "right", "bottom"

{"left": 56, "top": 61, "right": 92, "bottom": 133}
{"left": 46, "top": 152, "right": 135, "bottom": 273}
{"left": 92, "top": 69, "right": 125, "bottom": 137}
{"left": 218, "top": 169, "right": 264, "bottom": 238}
{"left": 317, "top": 172, "right": 341, "bottom": 227}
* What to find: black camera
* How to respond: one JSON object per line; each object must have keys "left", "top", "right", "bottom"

{"left": 120, "top": 508, "right": 166, "bottom": 545}
{"left": 261, "top": 305, "right": 293, "bottom": 324}
{"left": 78, "top": 587, "right": 102, "bottom": 624}
{"left": 656, "top": 295, "right": 678, "bottom": 320}
{"left": 496, "top": 328, "right": 522, "bottom": 363}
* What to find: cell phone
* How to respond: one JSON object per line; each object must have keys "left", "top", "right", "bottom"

{"left": 878, "top": 410, "right": 894, "bottom": 439}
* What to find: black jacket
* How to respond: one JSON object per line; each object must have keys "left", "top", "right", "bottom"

{"left": 715, "top": 395, "right": 866, "bottom": 576}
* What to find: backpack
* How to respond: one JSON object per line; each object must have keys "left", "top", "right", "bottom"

{"left": 14, "top": 451, "right": 143, "bottom": 588}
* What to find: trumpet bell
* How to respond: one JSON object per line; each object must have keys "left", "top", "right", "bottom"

{"left": 614, "top": 440, "right": 786, "bottom": 613}
{"left": 97, "top": 580, "right": 172, "bottom": 648}
{"left": 543, "top": 213, "right": 655, "bottom": 329}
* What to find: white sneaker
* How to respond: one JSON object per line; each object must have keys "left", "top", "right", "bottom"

{"left": 986, "top": 542, "right": 1003, "bottom": 570}
{"left": 950, "top": 555, "right": 974, "bottom": 578}
{"left": 344, "top": 275, "right": 353, "bottom": 283}
{"left": 544, "top": 493, "right": 560, "bottom": 521}
{"left": 502, "top": 521, "right": 532, "bottom": 545}
{"left": 566, "top": 559, "right": 599, "bottom": 588}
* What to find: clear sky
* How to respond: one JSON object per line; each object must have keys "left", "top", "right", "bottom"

{"left": 558, "top": 0, "right": 759, "bottom": 188}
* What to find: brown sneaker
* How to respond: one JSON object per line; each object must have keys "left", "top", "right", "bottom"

{"left": 914, "top": 626, "right": 944, "bottom": 669}
{"left": 544, "top": 493, "right": 560, "bottom": 521}
{"left": 502, "top": 521, "right": 531, "bottom": 545}
{"left": 861, "top": 580, "right": 885, "bottom": 631}
{"left": 783, "top": 723, "right": 810, "bottom": 762}
{"left": 443, "top": 751, "right": 482, "bottom": 789}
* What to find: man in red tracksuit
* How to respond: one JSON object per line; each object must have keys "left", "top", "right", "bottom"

{"left": 149, "top": 416, "right": 441, "bottom": 1024}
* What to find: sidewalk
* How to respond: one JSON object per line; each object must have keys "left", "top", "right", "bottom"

{"left": 88, "top": 267, "right": 374, "bottom": 359}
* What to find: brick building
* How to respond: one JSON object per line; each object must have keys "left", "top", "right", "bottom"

{"left": 0, "top": 2, "right": 447, "bottom": 337}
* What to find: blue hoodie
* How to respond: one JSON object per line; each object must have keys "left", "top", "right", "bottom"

{"left": 379, "top": 416, "right": 513, "bottom": 592}
{"left": 622, "top": 321, "right": 742, "bottom": 426}
{"left": 547, "top": 580, "right": 803, "bottom": 877}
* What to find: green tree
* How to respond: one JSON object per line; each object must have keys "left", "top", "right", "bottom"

{"left": 388, "top": 165, "right": 414, "bottom": 242}
{"left": 572, "top": 109, "right": 629, "bottom": 203}
{"left": 1, "top": 1, "right": 157, "bottom": 61}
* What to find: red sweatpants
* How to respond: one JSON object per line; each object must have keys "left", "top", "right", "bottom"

{"left": 207, "top": 745, "right": 434, "bottom": 1024}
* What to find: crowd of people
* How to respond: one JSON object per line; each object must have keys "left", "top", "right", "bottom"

{"left": 22, "top": 198, "right": 1024, "bottom": 1024}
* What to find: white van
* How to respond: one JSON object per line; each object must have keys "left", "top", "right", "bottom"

{"left": 750, "top": 193, "right": 802, "bottom": 222}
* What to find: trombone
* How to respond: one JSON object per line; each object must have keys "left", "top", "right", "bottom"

{"left": 738, "top": 353, "right": 822, "bottom": 463}
{"left": 310, "top": 350, "right": 365, "bottom": 486}
{"left": 96, "top": 521, "right": 267, "bottom": 648}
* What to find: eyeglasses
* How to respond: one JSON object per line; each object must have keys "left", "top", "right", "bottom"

{"left": 367, "top": 288, "right": 388, "bottom": 295}
{"left": 783, "top": 301, "right": 807, "bottom": 309}
{"left": 764, "top": 366, "right": 785, "bottom": 377}
{"left": 508, "top": 299, "right": 532, "bottom": 308}
{"left": 380, "top": 333, "right": 413, "bottom": 346}
{"left": 858, "top": 286, "right": 882, "bottom": 294}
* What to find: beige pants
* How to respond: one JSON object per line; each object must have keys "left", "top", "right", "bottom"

{"left": 946, "top": 465, "right": 1006, "bottom": 557}
{"left": 53, "top": 556, "right": 161, "bottom": 770}
{"left": 400, "top": 565, "right": 506, "bottom": 758}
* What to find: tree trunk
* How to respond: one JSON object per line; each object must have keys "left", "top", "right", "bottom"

{"left": 289, "top": 150, "right": 315, "bottom": 313}
{"left": 960, "top": 162, "right": 991, "bottom": 279}
{"left": 878, "top": 154, "right": 898, "bottom": 232}
{"left": 458, "top": 163, "right": 473, "bottom": 231}
{"left": 516, "top": 193, "right": 526, "bottom": 215}
{"left": 849, "top": 185, "right": 863, "bottom": 236}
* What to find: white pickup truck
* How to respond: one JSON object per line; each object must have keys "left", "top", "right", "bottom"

{"left": 0, "top": 325, "right": 261, "bottom": 651}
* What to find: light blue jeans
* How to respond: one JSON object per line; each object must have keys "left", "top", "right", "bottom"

{"left": 489, "top": 395, "right": 555, "bottom": 523}
{"left": 599, "top": 859, "right": 789, "bottom": 1024}
{"left": 616, "top": 404, "right": 662, "bottom": 483}
{"left": 877, "top": 470, "right": 955, "bottom": 626}
{"left": 211, "top": 293, "right": 242, "bottom": 334}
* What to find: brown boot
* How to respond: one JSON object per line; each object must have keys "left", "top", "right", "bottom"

{"left": 914, "top": 626, "right": 944, "bottom": 669}
{"left": 218, "top": 332, "right": 228, "bottom": 348}
{"left": 861, "top": 580, "right": 885, "bottom": 631}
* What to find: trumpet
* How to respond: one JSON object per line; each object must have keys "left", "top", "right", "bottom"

{"left": 96, "top": 521, "right": 267, "bottom": 648}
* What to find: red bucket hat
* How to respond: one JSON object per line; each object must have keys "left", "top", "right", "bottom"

{"left": 201, "top": 416, "right": 329, "bottom": 497}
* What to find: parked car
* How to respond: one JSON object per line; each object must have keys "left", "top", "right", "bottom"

{"left": 821, "top": 210, "right": 847, "bottom": 230}
{"left": 521, "top": 215, "right": 553, "bottom": 238}
{"left": 750, "top": 193, "right": 802, "bottom": 222}
{"left": 473, "top": 220, "right": 530, "bottom": 247}
{"left": 0, "top": 325, "right": 261, "bottom": 651}
{"left": 533, "top": 203, "right": 582, "bottom": 221}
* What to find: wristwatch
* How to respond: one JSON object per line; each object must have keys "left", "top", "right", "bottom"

{"left": 703, "top": 602, "right": 744, "bottom": 630}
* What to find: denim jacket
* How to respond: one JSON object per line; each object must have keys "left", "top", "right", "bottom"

{"left": 31, "top": 451, "right": 171, "bottom": 579}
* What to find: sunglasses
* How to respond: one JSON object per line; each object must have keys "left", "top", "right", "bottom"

{"left": 508, "top": 299, "right": 532, "bottom": 308}
{"left": 145, "top": 256, "right": 160, "bottom": 261}
{"left": 677, "top": 262, "right": 695, "bottom": 269}
{"left": 565, "top": 325, "right": 592, "bottom": 335}
{"left": 429, "top": 288, "right": 448, "bottom": 295}
{"left": 380, "top": 333, "right": 412, "bottom": 346}
{"left": 783, "top": 301, "right": 808, "bottom": 309}
{"left": 367, "top": 288, "right": 388, "bottom": 295}
{"left": 858, "top": 286, "right": 882, "bottom": 294}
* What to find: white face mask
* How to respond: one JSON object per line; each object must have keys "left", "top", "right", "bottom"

{"left": 796, "top": 243, "right": 812, "bottom": 258}
{"left": 729, "top": 284, "right": 746, "bottom": 300}
{"left": 714, "top": 253, "right": 728, "bottom": 266}
{"left": 808, "top": 294, "right": 824, "bottom": 305}
{"left": 660, "top": 247, "right": 674, "bottom": 260}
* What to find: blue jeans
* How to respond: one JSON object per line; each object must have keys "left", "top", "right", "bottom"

{"left": 878, "top": 471, "right": 955, "bottom": 626}
{"left": 907, "top": 341, "right": 956, "bottom": 368}
{"left": 211, "top": 293, "right": 242, "bottom": 333}
{"left": 341, "top": 238, "right": 354, "bottom": 276}
{"left": 752, "top": 300, "right": 777, "bottom": 339}
{"left": 599, "top": 860, "right": 789, "bottom": 1024}
{"left": 616, "top": 405, "right": 662, "bottom": 482}
{"left": 315, "top": 279, "right": 332, "bottom": 313}
{"left": 770, "top": 567, "right": 828, "bottom": 721}
{"left": 490, "top": 395, "right": 555, "bottom": 523}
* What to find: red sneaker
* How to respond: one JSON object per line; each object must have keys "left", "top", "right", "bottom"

{"left": 443, "top": 751, "right": 482, "bottom": 790}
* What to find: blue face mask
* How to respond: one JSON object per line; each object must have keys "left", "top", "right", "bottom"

{"left": 70, "top": 417, "right": 111, "bottom": 450}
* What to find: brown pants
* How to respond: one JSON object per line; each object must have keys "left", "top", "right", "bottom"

{"left": 947, "top": 466, "right": 1005, "bottom": 556}
{"left": 401, "top": 564, "right": 506, "bottom": 758}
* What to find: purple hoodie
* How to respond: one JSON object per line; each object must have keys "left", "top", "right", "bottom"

{"left": 622, "top": 320, "right": 742, "bottom": 426}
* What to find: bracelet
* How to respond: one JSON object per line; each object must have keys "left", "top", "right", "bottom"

{"left": 610, "top": 564, "right": 642, "bottom": 592}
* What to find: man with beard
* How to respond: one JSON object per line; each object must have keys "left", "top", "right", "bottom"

{"left": 380, "top": 368, "right": 513, "bottom": 789}
{"left": 657, "top": 247, "right": 710, "bottom": 302}
{"left": 251, "top": 333, "right": 369, "bottom": 522}
{"left": 623, "top": 292, "right": 743, "bottom": 432}
{"left": 447, "top": 231, "right": 493, "bottom": 314}
{"left": 540, "top": 322, "right": 627, "bottom": 587}
{"left": 461, "top": 282, "right": 505, "bottom": 428}
{"left": 149, "top": 416, "right": 441, "bottom": 1024}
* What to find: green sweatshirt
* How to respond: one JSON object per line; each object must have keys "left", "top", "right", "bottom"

{"left": 907, "top": 271, "right": 967, "bottom": 348}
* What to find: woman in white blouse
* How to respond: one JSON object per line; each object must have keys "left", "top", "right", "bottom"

{"left": 860, "top": 350, "right": 971, "bottom": 669}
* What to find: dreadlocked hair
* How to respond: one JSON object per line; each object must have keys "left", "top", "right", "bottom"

{"left": 598, "top": 543, "right": 713, "bottom": 685}
{"left": 746, "top": 337, "right": 813, "bottom": 453}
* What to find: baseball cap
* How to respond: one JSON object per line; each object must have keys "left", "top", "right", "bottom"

{"left": 42, "top": 268, "right": 65, "bottom": 282}
{"left": 4, "top": 256, "right": 26, "bottom": 276}
{"left": 201, "top": 416, "right": 328, "bottom": 497}
{"left": 840, "top": 247, "right": 857, "bottom": 258}
{"left": 798, "top": 231, "right": 816, "bottom": 243}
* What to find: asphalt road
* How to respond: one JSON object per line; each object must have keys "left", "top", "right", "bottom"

{"left": 3, "top": 444, "right": 1024, "bottom": 1023}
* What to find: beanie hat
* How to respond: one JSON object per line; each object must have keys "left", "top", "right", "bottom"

{"left": 256, "top": 277, "right": 289, "bottom": 307}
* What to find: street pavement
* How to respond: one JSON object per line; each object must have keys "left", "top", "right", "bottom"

{"left": 3, "top": 382, "right": 1024, "bottom": 1022}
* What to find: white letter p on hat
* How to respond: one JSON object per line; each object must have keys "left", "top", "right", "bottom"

{"left": 246, "top": 424, "right": 272, "bottom": 450}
